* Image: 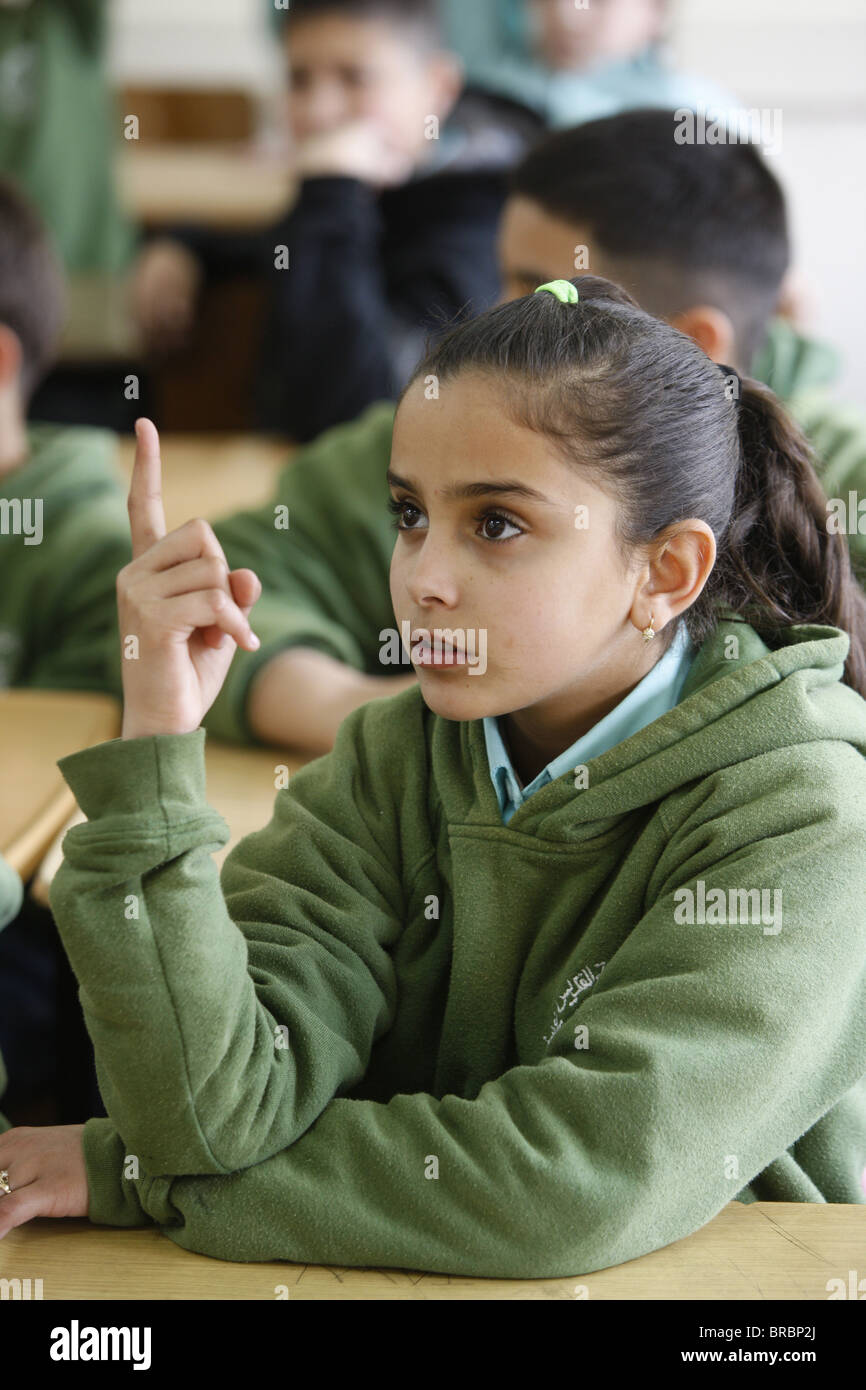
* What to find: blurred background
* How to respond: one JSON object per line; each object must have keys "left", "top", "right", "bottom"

{"left": 103, "top": 0, "right": 865, "bottom": 398}
{"left": 2, "top": 0, "right": 862, "bottom": 435}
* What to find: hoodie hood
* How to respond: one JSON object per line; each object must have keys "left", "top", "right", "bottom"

{"left": 432, "top": 617, "right": 865, "bottom": 836}
{"left": 751, "top": 318, "right": 842, "bottom": 402}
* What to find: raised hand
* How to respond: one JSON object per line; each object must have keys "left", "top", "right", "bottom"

{"left": 117, "top": 418, "right": 262, "bottom": 739}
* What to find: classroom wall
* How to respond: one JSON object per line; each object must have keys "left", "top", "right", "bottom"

{"left": 107, "top": 0, "right": 866, "bottom": 401}
{"left": 670, "top": 0, "right": 866, "bottom": 403}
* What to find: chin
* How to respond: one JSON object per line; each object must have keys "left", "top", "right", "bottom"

{"left": 415, "top": 675, "right": 498, "bottom": 723}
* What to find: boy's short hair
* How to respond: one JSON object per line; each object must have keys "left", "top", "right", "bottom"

{"left": 0, "top": 178, "right": 65, "bottom": 402}
{"left": 282, "top": 0, "right": 443, "bottom": 49}
{"left": 510, "top": 108, "right": 790, "bottom": 365}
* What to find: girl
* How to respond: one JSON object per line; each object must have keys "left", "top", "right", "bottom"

{"left": 1, "top": 276, "right": 865, "bottom": 1279}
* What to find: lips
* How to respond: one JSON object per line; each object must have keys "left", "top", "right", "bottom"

{"left": 413, "top": 640, "right": 466, "bottom": 666}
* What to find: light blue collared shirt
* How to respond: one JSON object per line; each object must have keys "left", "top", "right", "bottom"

{"left": 483, "top": 622, "right": 696, "bottom": 824}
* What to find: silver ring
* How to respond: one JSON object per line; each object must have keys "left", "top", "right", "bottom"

{"left": 0, "top": 1169, "right": 12, "bottom": 1196}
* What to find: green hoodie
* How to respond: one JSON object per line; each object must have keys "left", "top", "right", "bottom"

{"left": 206, "top": 333, "right": 866, "bottom": 746}
{"left": 0, "top": 423, "right": 131, "bottom": 693}
{"left": 50, "top": 619, "right": 866, "bottom": 1278}
{"left": 0, "top": 852, "right": 24, "bottom": 1132}
{"left": 0, "top": 0, "right": 137, "bottom": 274}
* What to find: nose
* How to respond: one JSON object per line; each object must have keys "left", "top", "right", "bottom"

{"left": 293, "top": 77, "right": 349, "bottom": 134}
{"left": 403, "top": 526, "right": 461, "bottom": 612}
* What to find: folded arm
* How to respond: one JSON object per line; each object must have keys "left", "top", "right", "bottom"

{"left": 80, "top": 752, "right": 866, "bottom": 1277}
{"left": 50, "top": 709, "right": 411, "bottom": 1177}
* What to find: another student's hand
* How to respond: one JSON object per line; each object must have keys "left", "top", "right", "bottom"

{"left": 118, "top": 419, "right": 262, "bottom": 740}
{"left": 0, "top": 1125, "right": 88, "bottom": 1238}
{"left": 129, "top": 238, "right": 203, "bottom": 353}
{"left": 247, "top": 647, "right": 418, "bottom": 752}
{"left": 292, "top": 118, "right": 416, "bottom": 188}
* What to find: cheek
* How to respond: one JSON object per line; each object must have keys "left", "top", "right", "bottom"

{"left": 389, "top": 549, "right": 406, "bottom": 608}
{"left": 372, "top": 85, "right": 427, "bottom": 143}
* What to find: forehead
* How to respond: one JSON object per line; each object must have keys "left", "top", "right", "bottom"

{"left": 499, "top": 196, "right": 597, "bottom": 271}
{"left": 284, "top": 14, "right": 422, "bottom": 67}
{"left": 392, "top": 373, "right": 596, "bottom": 497}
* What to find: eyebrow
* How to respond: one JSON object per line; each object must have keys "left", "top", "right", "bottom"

{"left": 387, "top": 469, "right": 554, "bottom": 505}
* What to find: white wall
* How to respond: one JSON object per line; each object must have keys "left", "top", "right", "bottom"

{"left": 107, "top": 0, "right": 280, "bottom": 88}
{"left": 671, "top": 0, "right": 866, "bottom": 401}
{"left": 107, "top": 0, "right": 866, "bottom": 400}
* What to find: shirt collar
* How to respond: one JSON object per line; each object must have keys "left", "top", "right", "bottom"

{"left": 483, "top": 622, "right": 695, "bottom": 824}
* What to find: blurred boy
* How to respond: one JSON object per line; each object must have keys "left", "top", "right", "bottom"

{"left": 132, "top": 0, "right": 545, "bottom": 443}
{"left": 202, "top": 110, "right": 866, "bottom": 754}
{"left": 438, "top": 0, "right": 733, "bottom": 127}
{"left": 0, "top": 177, "right": 130, "bottom": 1122}
{"left": 0, "top": 178, "right": 130, "bottom": 692}
{"left": 0, "top": 0, "right": 136, "bottom": 275}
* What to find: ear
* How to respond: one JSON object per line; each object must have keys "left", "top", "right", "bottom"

{"left": 634, "top": 519, "right": 717, "bottom": 635}
{"left": 0, "top": 324, "right": 23, "bottom": 390}
{"left": 669, "top": 305, "right": 737, "bottom": 367}
{"left": 426, "top": 51, "right": 464, "bottom": 123}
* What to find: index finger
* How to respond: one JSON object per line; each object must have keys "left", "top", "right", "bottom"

{"left": 128, "top": 418, "right": 168, "bottom": 559}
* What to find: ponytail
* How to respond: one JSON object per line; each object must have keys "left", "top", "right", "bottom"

{"left": 705, "top": 377, "right": 866, "bottom": 699}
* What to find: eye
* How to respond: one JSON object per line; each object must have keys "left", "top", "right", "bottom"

{"left": 476, "top": 510, "right": 524, "bottom": 543}
{"left": 340, "top": 65, "right": 372, "bottom": 88}
{"left": 388, "top": 496, "right": 426, "bottom": 531}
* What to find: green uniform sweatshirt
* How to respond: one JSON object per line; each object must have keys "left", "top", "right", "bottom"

{"left": 50, "top": 618, "right": 866, "bottom": 1278}
{"left": 0, "top": 852, "right": 24, "bottom": 1132}
{"left": 206, "top": 334, "right": 866, "bottom": 745}
{"left": 0, "top": 0, "right": 136, "bottom": 274}
{"left": 0, "top": 423, "right": 131, "bottom": 693}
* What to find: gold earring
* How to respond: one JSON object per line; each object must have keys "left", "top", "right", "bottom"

{"left": 641, "top": 613, "right": 656, "bottom": 644}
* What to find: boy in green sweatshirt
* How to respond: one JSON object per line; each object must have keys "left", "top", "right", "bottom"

{"left": 2, "top": 275, "right": 864, "bottom": 1279}
{"left": 0, "top": 178, "right": 131, "bottom": 692}
{"left": 202, "top": 110, "right": 866, "bottom": 754}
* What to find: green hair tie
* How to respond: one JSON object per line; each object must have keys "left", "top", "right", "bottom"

{"left": 534, "top": 280, "right": 579, "bottom": 304}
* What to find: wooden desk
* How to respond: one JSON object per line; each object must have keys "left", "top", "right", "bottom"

{"left": 114, "top": 433, "right": 290, "bottom": 531}
{"left": 0, "top": 692, "right": 120, "bottom": 880}
{"left": 118, "top": 146, "right": 296, "bottom": 230}
{"left": 0, "top": 1202, "right": 861, "bottom": 1300}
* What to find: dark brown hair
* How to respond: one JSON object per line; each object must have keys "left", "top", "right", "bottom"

{"left": 508, "top": 109, "right": 790, "bottom": 369}
{"left": 0, "top": 178, "right": 65, "bottom": 402}
{"left": 404, "top": 274, "right": 866, "bottom": 698}
{"left": 282, "top": 0, "right": 442, "bottom": 47}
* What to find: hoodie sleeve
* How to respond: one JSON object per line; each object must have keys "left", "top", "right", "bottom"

{"left": 49, "top": 711, "right": 411, "bottom": 1178}
{"left": 0, "top": 853, "right": 23, "bottom": 933}
{"left": 78, "top": 743, "right": 866, "bottom": 1278}
{"left": 29, "top": 495, "right": 131, "bottom": 696}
